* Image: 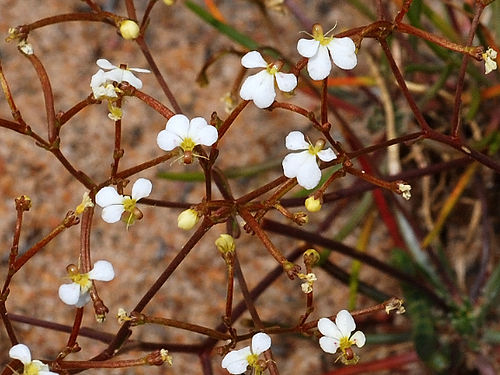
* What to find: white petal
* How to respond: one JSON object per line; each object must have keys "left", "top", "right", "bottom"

{"left": 251, "top": 332, "right": 271, "bottom": 354}
{"left": 317, "top": 148, "right": 336, "bottom": 162}
{"left": 285, "top": 131, "right": 309, "bottom": 150}
{"left": 275, "top": 72, "right": 297, "bottom": 93}
{"left": 351, "top": 330, "right": 366, "bottom": 347}
{"left": 166, "top": 114, "right": 190, "bottom": 138}
{"left": 296, "top": 157, "right": 321, "bottom": 190}
{"left": 241, "top": 51, "right": 267, "bottom": 69}
{"left": 221, "top": 347, "right": 251, "bottom": 374}
{"left": 129, "top": 67, "right": 150, "bottom": 73}
{"left": 75, "top": 291, "right": 91, "bottom": 308}
{"left": 101, "top": 205, "right": 125, "bottom": 223}
{"left": 319, "top": 336, "right": 340, "bottom": 354}
{"left": 90, "top": 69, "right": 107, "bottom": 89}
{"left": 95, "top": 186, "right": 124, "bottom": 208}
{"left": 96, "top": 58, "right": 117, "bottom": 70}
{"left": 188, "top": 117, "right": 218, "bottom": 146}
{"left": 157, "top": 129, "right": 182, "bottom": 151}
{"left": 58, "top": 283, "right": 81, "bottom": 306}
{"left": 307, "top": 45, "right": 332, "bottom": 80}
{"left": 239, "top": 71, "right": 276, "bottom": 108}
{"left": 121, "top": 70, "right": 143, "bottom": 89}
{"left": 317, "top": 317, "right": 343, "bottom": 339}
{"left": 335, "top": 310, "right": 356, "bottom": 337}
{"left": 32, "top": 360, "right": 56, "bottom": 375}
{"left": 88, "top": 260, "right": 115, "bottom": 281}
{"left": 328, "top": 37, "right": 357, "bottom": 70}
{"left": 131, "top": 178, "right": 152, "bottom": 201}
{"left": 103, "top": 69, "right": 125, "bottom": 84}
{"left": 9, "top": 344, "right": 31, "bottom": 364}
{"left": 297, "top": 38, "right": 320, "bottom": 58}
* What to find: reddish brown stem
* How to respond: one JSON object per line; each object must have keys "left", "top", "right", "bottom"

{"left": 135, "top": 36, "right": 182, "bottom": 114}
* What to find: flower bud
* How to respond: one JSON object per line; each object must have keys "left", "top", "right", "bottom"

{"left": 215, "top": 234, "right": 235, "bottom": 255}
{"left": 303, "top": 249, "right": 320, "bottom": 267}
{"left": 119, "top": 20, "right": 140, "bottom": 40}
{"left": 163, "top": 0, "right": 175, "bottom": 5}
{"left": 305, "top": 196, "right": 322, "bottom": 212}
{"left": 177, "top": 209, "right": 200, "bottom": 230}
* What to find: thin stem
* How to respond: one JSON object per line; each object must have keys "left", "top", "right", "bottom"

{"left": 262, "top": 219, "right": 448, "bottom": 311}
{"left": 14, "top": 212, "right": 79, "bottom": 272}
{"left": 135, "top": 36, "right": 182, "bottom": 114}
{"left": 379, "top": 38, "right": 431, "bottom": 132}
{"left": 450, "top": 2, "right": 485, "bottom": 138}
{"left": 144, "top": 316, "right": 230, "bottom": 341}
{"left": 24, "top": 53, "right": 57, "bottom": 143}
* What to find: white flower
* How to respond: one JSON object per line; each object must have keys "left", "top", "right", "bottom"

{"left": 483, "top": 47, "right": 497, "bottom": 74}
{"left": 9, "top": 344, "right": 58, "bottom": 375}
{"left": 58, "top": 260, "right": 115, "bottom": 307}
{"left": 397, "top": 183, "right": 411, "bottom": 200}
{"left": 94, "top": 58, "right": 150, "bottom": 89}
{"left": 95, "top": 178, "right": 152, "bottom": 224}
{"left": 318, "top": 310, "right": 366, "bottom": 364}
{"left": 298, "top": 272, "right": 317, "bottom": 294}
{"left": 297, "top": 24, "right": 357, "bottom": 80}
{"left": 221, "top": 332, "right": 271, "bottom": 374}
{"left": 239, "top": 51, "right": 297, "bottom": 109}
{"left": 282, "top": 131, "right": 336, "bottom": 190}
{"left": 157, "top": 114, "right": 218, "bottom": 163}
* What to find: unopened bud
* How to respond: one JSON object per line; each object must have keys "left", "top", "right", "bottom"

{"left": 305, "top": 196, "right": 322, "bottom": 212}
{"left": 119, "top": 20, "right": 140, "bottom": 40}
{"left": 303, "top": 249, "right": 320, "bottom": 267}
{"left": 294, "top": 212, "right": 308, "bottom": 225}
{"left": 215, "top": 234, "right": 235, "bottom": 255}
{"left": 177, "top": 209, "right": 200, "bottom": 230}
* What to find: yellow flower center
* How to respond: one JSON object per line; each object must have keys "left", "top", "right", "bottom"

{"left": 312, "top": 24, "right": 333, "bottom": 46}
{"left": 339, "top": 336, "right": 353, "bottom": 353}
{"left": 122, "top": 197, "right": 136, "bottom": 212}
{"left": 24, "top": 362, "right": 41, "bottom": 375}
{"left": 266, "top": 64, "right": 279, "bottom": 75}
{"left": 69, "top": 272, "right": 91, "bottom": 292}
{"left": 246, "top": 353, "right": 259, "bottom": 367}
{"left": 180, "top": 137, "right": 196, "bottom": 152}
{"left": 307, "top": 139, "right": 326, "bottom": 157}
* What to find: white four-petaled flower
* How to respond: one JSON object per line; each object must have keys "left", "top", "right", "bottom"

{"left": 9, "top": 344, "right": 58, "bottom": 375}
{"left": 91, "top": 58, "right": 150, "bottom": 93}
{"left": 318, "top": 310, "right": 366, "bottom": 364}
{"left": 58, "top": 260, "right": 115, "bottom": 307}
{"left": 221, "top": 332, "right": 271, "bottom": 374}
{"left": 95, "top": 178, "right": 152, "bottom": 224}
{"left": 239, "top": 51, "right": 297, "bottom": 109}
{"left": 297, "top": 24, "right": 357, "bottom": 81}
{"left": 157, "top": 114, "right": 218, "bottom": 163}
{"left": 282, "top": 131, "right": 336, "bottom": 190}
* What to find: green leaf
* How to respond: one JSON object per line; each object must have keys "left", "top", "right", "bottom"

{"left": 184, "top": 1, "right": 259, "bottom": 50}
